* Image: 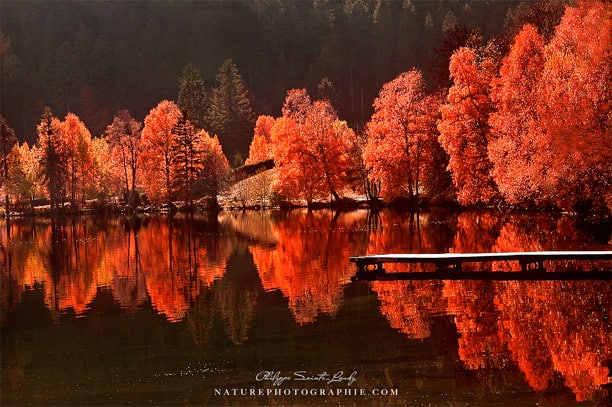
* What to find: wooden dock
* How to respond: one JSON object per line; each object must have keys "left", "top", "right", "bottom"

{"left": 350, "top": 251, "right": 612, "bottom": 281}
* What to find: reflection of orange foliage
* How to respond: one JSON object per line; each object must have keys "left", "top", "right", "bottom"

{"left": 451, "top": 212, "right": 501, "bottom": 271}
{"left": 2, "top": 216, "right": 231, "bottom": 323}
{"left": 371, "top": 281, "right": 446, "bottom": 339}
{"left": 495, "top": 281, "right": 555, "bottom": 390}
{"left": 250, "top": 210, "right": 366, "bottom": 324}
{"left": 27, "top": 219, "right": 107, "bottom": 317}
{"left": 491, "top": 216, "right": 545, "bottom": 271}
{"left": 444, "top": 280, "right": 506, "bottom": 370}
{"left": 99, "top": 226, "right": 148, "bottom": 313}
{"left": 138, "top": 217, "right": 229, "bottom": 322}
{"left": 1, "top": 220, "right": 48, "bottom": 315}
{"left": 493, "top": 214, "right": 612, "bottom": 271}
{"left": 496, "top": 281, "right": 612, "bottom": 401}
{"left": 55, "top": 273, "right": 97, "bottom": 317}
{"left": 366, "top": 211, "right": 450, "bottom": 272}
{"left": 250, "top": 248, "right": 276, "bottom": 291}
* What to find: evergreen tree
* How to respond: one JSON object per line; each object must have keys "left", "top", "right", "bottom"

{"left": 1, "top": 116, "right": 17, "bottom": 216}
{"left": 317, "top": 77, "right": 338, "bottom": 108}
{"left": 177, "top": 63, "right": 208, "bottom": 130}
{"left": 206, "top": 59, "right": 255, "bottom": 161}
{"left": 38, "top": 107, "right": 67, "bottom": 211}
{"left": 171, "top": 112, "right": 200, "bottom": 205}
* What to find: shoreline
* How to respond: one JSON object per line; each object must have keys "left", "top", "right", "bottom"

{"left": 1, "top": 200, "right": 609, "bottom": 224}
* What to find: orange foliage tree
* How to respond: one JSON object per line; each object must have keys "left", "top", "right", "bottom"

{"left": 89, "top": 137, "right": 116, "bottom": 202}
{"left": 104, "top": 110, "right": 142, "bottom": 205}
{"left": 364, "top": 69, "right": 445, "bottom": 202}
{"left": 271, "top": 90, "right": 357, "bottom": 203}
{"left": 268, "top": 117, "right": 305, "bottom": 200}
{"left": 6, "top": 142, "right": 43, "bottom": 207}
{"left": 531, "top": 0, "right": 612, "bottom": 213}
{"left": 281, "top": 88, "right": 311, "bottom": 124}
{"left": 488, "top": 24, "right": 545, "bottom": 206}
{"left": 59, "top": 113, "right": 93, "bottom": 208}
{"left": 438, "top": 47, "right": 498, "bottom": 205}
{"left": 245, "top": 115, "right": 275, "bottom": 165}
{"left": 1, "top": 117, "right": 17, "bottom": 214}
{"left": 139, "top": 100, "right": 182, "bottom": 204}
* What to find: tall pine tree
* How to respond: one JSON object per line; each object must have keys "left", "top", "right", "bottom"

{"left": 38, "top": 107, "right": 67, "bottom": 211}
{"left": 171, "top": 112, "right": 200, "bottom": 206}
{"left": 177, "top": 63, "right": 208, "bottom": 130}
{"left": 206, "top": 59, "right": 255, "bottom": 163}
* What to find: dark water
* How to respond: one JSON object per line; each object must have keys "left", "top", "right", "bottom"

{"left": 1, "top": 209, "right": 611, "bottom": 406}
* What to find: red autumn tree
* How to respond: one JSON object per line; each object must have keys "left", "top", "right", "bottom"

{"left": 6, "top": 142, "right": 43, "bottom": 207}
{"left": 281, "top": 88, "right": 312, "bottom": 124}
{"left": 301, "top": 101, "right": 356, "bottom": 202}
{"left": 488, "top": 24, "right": 545, "bottom": 206}
{"left": 245, "top": 115, "right": 275, "bottom": 165}
{"left": 364, "top": 69, "right": 446, "bottom": 202}
{"left": 532, "top": 0, "right": 612, "bottom": 213}
{"left": 438, "top": 47, "right": 498, "bottom": 206}
{"left": 271, "top": 94, "right": 357, "bottom": 204}
{"left": 139, "top": 100, "right": 182, "bottom": 204}
{"left": 58, "top": 113, "right": 93, "bottom": 208}
{"left": 0, "top": 117, "right": 17, "bottom": 215}
{"left": 421, "top": 92, "right": 455, "bottom": 202}
{"left": 104, "top": 110, "right": 142, "bottom": 206}
{"left": 89, "top": 137, "right": 116, "bottom": 202}
{"left": 269, "top": 117, "right": 305, "bottom": 200}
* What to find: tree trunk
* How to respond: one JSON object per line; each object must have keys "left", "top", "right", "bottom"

{"left": 130, "top": 166, "right": 138, "bottom": 207}
{"left": 4, "top": 194, "right": 9, "bottom": 218}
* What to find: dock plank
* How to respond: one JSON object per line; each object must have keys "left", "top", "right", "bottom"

{"left": 350, "top": 251, "right": 612, "bottom": 281}
{"left": 350, "top": 251, "right": 612, "bottom": 263}
{"left": 351, "top": 270, "right": 612, "bottom": 281}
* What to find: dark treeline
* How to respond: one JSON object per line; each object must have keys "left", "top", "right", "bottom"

{"left": 2, "top": 0, "right": 534, "bottom": 156}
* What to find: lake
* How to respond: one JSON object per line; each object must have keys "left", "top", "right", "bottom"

{"left": 1, "top": 209, "right": 611, "bottom": 406}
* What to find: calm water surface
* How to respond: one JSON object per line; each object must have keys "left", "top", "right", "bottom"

{"left": 1, "top": 209, "right": 611, "bottom": 406}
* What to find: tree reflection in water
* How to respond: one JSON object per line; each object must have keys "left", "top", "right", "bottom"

{"left": 1, "top": 209, "right": 611, "bottom": 402}
{"left": 248, "top": 209, "right": 365, "bottom": 324}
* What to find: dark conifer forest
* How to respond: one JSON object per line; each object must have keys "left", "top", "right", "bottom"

{"left": 2, "top": 0, "right": 529, "bottom": 150}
